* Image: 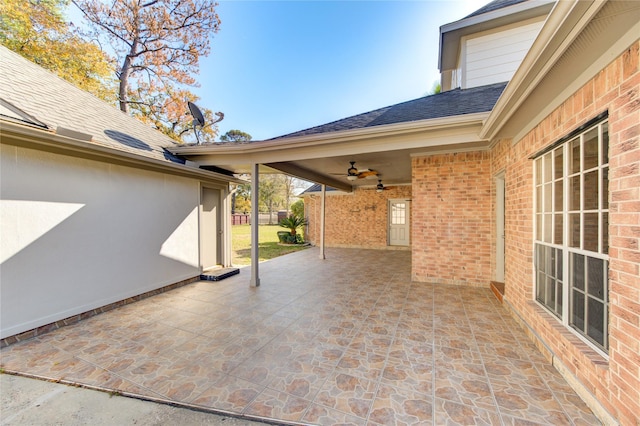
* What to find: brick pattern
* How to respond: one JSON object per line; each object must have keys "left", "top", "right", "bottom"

{"left": 411, "top": 152, "right": 492, "bottom": 286}
{"left": 303, "top": 185, "right": 412, "bottom": 249}
{"left": 497, "top": 42, "right": 639, "bottom": 425}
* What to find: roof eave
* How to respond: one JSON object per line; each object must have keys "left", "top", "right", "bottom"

{"left": 1, "top": 120, "right": 243, "bottom": 185}
{"left": 170, "top": 112, "right": 490, "bottom": 157}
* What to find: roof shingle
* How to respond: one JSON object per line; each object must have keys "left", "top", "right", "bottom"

{"left": 271, "top": 82, "right": 507, "bottom": 140}
{"left": 0, "top": 46, "right": 184, "bottom": 164}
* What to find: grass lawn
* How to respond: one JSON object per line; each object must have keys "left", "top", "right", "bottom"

{"left": 232, "top": 224, "right": 310, "bottom": 266}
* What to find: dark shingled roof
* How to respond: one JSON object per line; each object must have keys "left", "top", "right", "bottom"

{"left": 301, "top": 184, "right": 339, "bottom": 195}
{"left": 464, "top": 0, "right": 530, "bottom": 19}
{"left": 271, "top": 82, "right": 507, "bottom": 140}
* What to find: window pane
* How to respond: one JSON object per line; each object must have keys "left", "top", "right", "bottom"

{"left": 536, "top": 186, "right": 542, "bottom": 213}
{"left": 570, "top": 138, "right": 581, "bottom": 174}
{"left": 544, "top": 214, "right": 552, "bottom": 243}
{"left": 537, "top": 272, "right": 546, "bottom": 301}
{"left": 583, "top": 213, "right": 599, "bottom": 252}
{"left": 603, "top": 212, "right": 609, "bottom": 255}
{"left": 536, "top": 244, "right": 544, "bottom": 270}
{"left": 587, "top": 297, "right": 605, "bottom": 346}
{"left": 570, "top": 176, "right": 581, "bottom": 210}
{"left": 557, "top": 281, "right": 563, "bottom": 313}
{"left": 554, "top": 213, "right": 563, "bottom": 245}
{"left": 572, "top": 290, "right": 585, "bottom": 331}
{"left": 583, "top": 127, "right": 599, "bottom": 170}
{"left": 543, "top": 153, "right": 552, "bottom": 182}
{"left": 569, "top": 213, "right": 580, "bottom": 248}
{"left": 535, "top": 158, "right": 542, "bottom": 184}
{"left": 572, "top": 253, "right": 585, "bottom": 290}
{"left": 587, "top": 257, "right": 605, "bottom": 299}
{"left": 557, "top": 249, "right": 563, "bottom": 281}
{"left": 583, "top": 171, "right": 598, "bottom": 210}
{"left": 602, "top": 168, "right": 609, "bottom": 210}
{"left": 544, "top": 183, "right": 552, "bottom": 212}
{"left": 555, "top": 180, "right": 563, "bottom": 212}
{"left": 602, "top": 122, "right": 609, "bottom": 164}
{"left": 554, "top": 148, "right": 563, "bottom": 180}
{"left": 548, "top": 276, "right": 556, "bottom": 307}
{"left": 536, "top": 214, "right": 543, "bottom": 241}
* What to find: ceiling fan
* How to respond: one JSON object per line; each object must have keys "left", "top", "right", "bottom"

{"left": 376, "top": 179, "right": 389, "bottom": 192}
{"left": 333, "top": 161, "right": 378, "bottom": 181}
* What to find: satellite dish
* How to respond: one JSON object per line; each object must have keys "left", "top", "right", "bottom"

{"left": 188, "top": 101, "right": 205, "bottom": 144}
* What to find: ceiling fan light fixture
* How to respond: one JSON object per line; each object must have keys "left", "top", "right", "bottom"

{"left": 376, "top": 180, "right": 384, "bottom": 193}
{"left": 347, "top": 161, "right": 358, "bottom": 178}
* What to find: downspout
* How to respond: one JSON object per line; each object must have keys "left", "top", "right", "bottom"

{"left": 250, "top": 163, "right": 260, "bottom": 287}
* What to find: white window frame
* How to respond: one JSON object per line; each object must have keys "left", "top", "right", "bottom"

{"left": 533, "top": 115, "right": 609, "bottom": 356}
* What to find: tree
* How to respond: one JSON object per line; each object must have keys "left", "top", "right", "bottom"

{"left": 220, "top": 130, "right": 252, "bottom": 142}
{"left": 258, "top": 175, "right": 284, "bottom": 224}
{"left": 290, "top": 199, "right": 304, "bottom": 218}
{"left": 233, "top": 183, "right": 251, "bottom": 213}
{"left": 72, "top": 0, "right": 222, "bottom": 142}
{"left": 0, "top": 0, "right": 114, "bottom": 101}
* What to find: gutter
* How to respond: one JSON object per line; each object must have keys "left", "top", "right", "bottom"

{"left": 0, "top": 121, "right": 243, "bottom": 185}
{"left": 169, "top": 112, "right": 489, "bottom": 156}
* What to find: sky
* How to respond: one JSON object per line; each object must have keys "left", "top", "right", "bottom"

{"left": 196, "top": 0, "right": 489, "bottom": 140}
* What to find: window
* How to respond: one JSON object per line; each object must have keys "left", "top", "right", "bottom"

{"left": 391, "top": 203, "right": 406, "bottom": 225}
{"left": 534, "top": 118, "right": 609, "bottom": 353}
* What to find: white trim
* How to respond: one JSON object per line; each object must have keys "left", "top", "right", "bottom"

{"left": 480, "top": 0, "right": 609, "bottom": 140}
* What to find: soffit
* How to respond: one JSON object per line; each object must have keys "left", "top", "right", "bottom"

{"left": 172, "top": 114, "right": 489, "bottom": 192}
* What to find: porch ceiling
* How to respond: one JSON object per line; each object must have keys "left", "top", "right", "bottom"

{"left": 171, "top": 113, "right": 490, "bottom": 191}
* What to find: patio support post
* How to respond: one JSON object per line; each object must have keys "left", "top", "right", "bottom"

{"left": 250, "top": 163, "right": 260, "bottom": 287}
{"left": 319, "top": 184, "right": 326, "bottom": 259}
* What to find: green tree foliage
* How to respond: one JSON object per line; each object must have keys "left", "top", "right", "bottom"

{"left": 72, "top": 0, "right": 223, "bottom": 143}
{"left": 233, "top": 183, "right": 251, "bottom": 213}
{"left": 290, "top": 199, "right": 304, "bottom": 218}
{"left": 258, "top": 175, "right": 284, "bottom": 224}
{"left": 0, "top": 0, "right": 114, "bottom": 101}
{"left": 220, "top": 130, "right": 252, "bottom": 142}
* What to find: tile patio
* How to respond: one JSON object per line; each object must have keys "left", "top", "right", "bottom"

{"left": 0, "top": 248, "right": 600, "bottom": 425}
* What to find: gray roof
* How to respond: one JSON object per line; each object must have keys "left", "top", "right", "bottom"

{"left": 464, "top": 0, "right": 530, "bottom": 18}
{"left": 271, "top": 82, "right": 507, "bottom": 140}
{"left": 0, "top": 46, "right": 184, "bottom": 164}
{"left": 301, "top": 184, "right": 339, "bottom": 195}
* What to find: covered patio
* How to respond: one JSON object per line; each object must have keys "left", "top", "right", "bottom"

{"left": 0, "top": 248, "right": 598, "bottom": 425}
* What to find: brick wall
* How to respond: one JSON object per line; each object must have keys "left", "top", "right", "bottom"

{"left": 411, "top": 151, "right": 493, "bottom": 286}
{"left": 303, "top": 185, "right": 412, "bottom": 249}
{"left": 498, "top": 42, "right": 639, "bottom": 425}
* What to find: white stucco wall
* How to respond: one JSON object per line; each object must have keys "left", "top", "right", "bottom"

{"left": 0, "top": 144, "right": 204, "bottom": 338}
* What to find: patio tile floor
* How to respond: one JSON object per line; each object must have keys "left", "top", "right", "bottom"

{"left": 1, "top": 248, "right": 600, "bottom": 425}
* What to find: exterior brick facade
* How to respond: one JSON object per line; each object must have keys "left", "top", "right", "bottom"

{"left": 496, "top": 42, "right": 639, "bottom": 425}
{"left": 303, "top": 185, "right": 412, "bottom": 249}
{"left": 411, "top": 151, "right": 493, "bottom": 286}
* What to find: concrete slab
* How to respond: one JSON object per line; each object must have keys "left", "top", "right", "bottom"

{"left": 0, "top": 374, "right": 266, "bottom": 426}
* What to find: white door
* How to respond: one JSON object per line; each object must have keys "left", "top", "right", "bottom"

{"left": 201, "top": 187, "right": 221, "bottom": 269}
{"left": 389, "top": 200, "right": 410, "bottom": 246}
{"left": 495, "top": 174, "right": 505, "bottom": 282}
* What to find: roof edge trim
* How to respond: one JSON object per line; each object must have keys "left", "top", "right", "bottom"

{"left": 1, "top": 121, "right": 242, "bottom": 184}
{"left": 170, "top": 112, "right": 489, "bottom": 156}
{"left": 480, "top": 0, "right": 605, "bottom": 140}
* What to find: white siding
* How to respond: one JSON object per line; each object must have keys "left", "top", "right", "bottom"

{"left": 463, "top": 19, "right": 544, "bottom": 88}
{"left": 0, "top": 144, "right": 206, "bottom": 338}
